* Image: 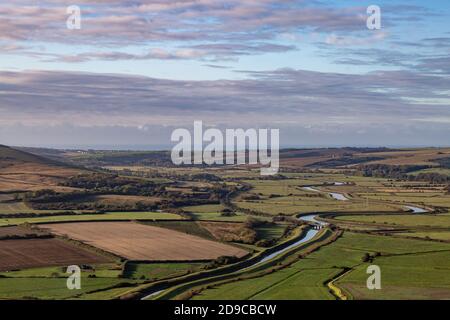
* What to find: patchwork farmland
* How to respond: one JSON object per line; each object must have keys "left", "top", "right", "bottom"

{"left": 1, "top": 145, "right": 450, "bottom": 300}
{"left": 43, "top": 222, "right": 249, "bottom": 261}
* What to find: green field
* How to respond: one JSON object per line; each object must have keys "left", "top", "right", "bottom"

{"left": 0, "top": 264, "right": 122, "bottom": 278}
{"left": 235, "top": 197, "right": 399, "bottom": 216}
{"left": 255, "top": 225, "right": 286, "bottom": 241}
{"left": 123, "top": 262, "right": 206, "bottom": 281}
{"left": 0, "top": 211, "right": 182, "bottom": 226}
{"left": 193, "top": 232, "right": 450, "bottom": 300}
{"left": 338, "top": 250, "right": 450, "bottom": 299}
{"left": 355, "top": 192, "right": 450, "bottom": 208}
{"left": 140, "top": 221, "right": 215, "bottom": 239}
{"left": 0, "top": 201, "right": 82, "bottom": 215}
{"left": 193, "top": 267, "right": 339, "bottom": 300}
{"left": 408, "top": 168, "right": 450, "bottom": 176}
{"left": 2, "top": 145, "right": 450, "bottom": 300}
{"left": 182, "top": 204, "right": 226, "bottom": 213}
{"left": 0, "top": 263, "right": 134, "bottom": 300}
{"left": 334, "top": 213, "right": 450, "bottom": 228}
{"left": 397, "top": 231, "right": 450, "bottom": 241}
{"left": 0, "top": 201, "right": 35, "bottom": 214}
{"left": 232, "top": 178, "right": 402, "bottom": 216}
{"left": 73, "top": 286, "right": 135, "bottom": 300}
{"left": 182, "top": 204, "right": 248, "bottom": 221}
{"left": 0, "top": 261, "right": 208, "bottom": 300}
{"left": 0, "top": 277, "right": 129, "bottom": 300}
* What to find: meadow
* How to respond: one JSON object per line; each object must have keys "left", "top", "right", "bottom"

{"left": 337, "top": 250, "right": 450, "bottom": 299}
{"left": 123, "top": 262, "right": 206, "bottom": 281}
{"left": 334, "top": 213, "right": 450, "bottom": 228}
{"left": 1, "top": 145, "right": 450, "bottom": 300}
{"left": 182, "top": 204, "right": 248, "bottom": 222}
{"left": 0, "top": 277, "right": 128, "bottom": 300}
{"left": 0, "top": 211, "right": 182, "bottom": 226}
{"left": 194, "top": 232, "right": 450, "bottom": 300}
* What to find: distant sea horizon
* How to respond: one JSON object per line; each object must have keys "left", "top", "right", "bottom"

{"left": 9, "top": 143, "right": 450, "bottom": 151}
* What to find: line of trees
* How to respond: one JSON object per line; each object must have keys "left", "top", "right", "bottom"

{"left": 355, "top": 164, "right": 450, "bottom": 184}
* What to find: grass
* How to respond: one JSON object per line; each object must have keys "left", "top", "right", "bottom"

{"left": 331, "top": 232, "right": 450, "bottom": 254}
{"left": 0, "top": 264, "right": 122, "bottom": 278}
{"left": 0, "top": 201, "right": 82, "bottom": 215}
{"left": 255, "top": 224, "right": 286, "bottom": 241}
{"left": 250, "top": 268, "right": 340, "bottom": 300}
{"left": 234, "top": 198, "right": 399, "bottom": 216}
{"left": 355, "top": 192, "right": 450, "bottom": 208}
{"left": 408, "top": 168, "right": 450, "bottom": 176}
{"left": 0, "top": 263, "right": 136, "bottom": 300}
{"left": 397, "top": 231, "right": 450, "bottom": 241}
{"left": 194, "top": 232, "right": 450, "bottom": 300}
{"left": 123, "top": 262, "right": 206, "bottom": 281}
{"left": 0, "top": 201, "right": 34, "bottom": 213}
{"left": 2, "top": 155, "right": 450, "bottom": 300}
{"left": 333, "top": 233, "right": 450, "bottom": 299}
{"left": 141, "top": 221, "right": 215, "bottom": 240}
{"left": 190, "top": 212, "right": 248, "bottom": 222}
{"left": 0, "top": 211, "right": 182, "bottom": 226}
{"left": 193, "top": 267, "right": 339, "bottom": 300}
{"left": 182, "top": 204, "right": 248, "bottom": 222}
{"left": 337, "top": 250, "right": 450, "bottom": 299}
{"left": 0, "top": 277, "right": 128, "bottom": 300}
{"left": 183, "top": 204, "right": 226, "bottom": 213}
{"left": 232, "top": 177, "right": 403, "bottom": 216}
{"left": 334, "top": 213, "right": 450, "bottom": 228}
{"left": 73, "top": 287, "right": 134, "bottom": 300}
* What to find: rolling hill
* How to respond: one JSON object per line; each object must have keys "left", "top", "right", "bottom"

{"left": 0, "top": 145, "right": 86, "bottom": 192}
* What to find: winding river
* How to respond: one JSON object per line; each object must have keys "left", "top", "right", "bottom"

{"left": 142, "top": 183, "right": 427, "bottom": 299}
{"left": 142, "top": 214, "right": 327, "bottom": 300}
{"left": 243, "top": 228, "right": 318, "bottom": 270}
{"left": 304, "top": 185, "right": 427, "bottom": 213}
{"left": 302, "top": 185, "right": 349, "bottom": 201}
{"left": 404, "top": 205, "right": 428, "bottom": 213}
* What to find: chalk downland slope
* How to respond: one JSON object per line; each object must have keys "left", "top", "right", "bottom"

{"left": 0, "top": 145, "right": 85, "bottom": 192}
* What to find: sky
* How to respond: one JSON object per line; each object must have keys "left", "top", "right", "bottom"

{"left": 0, "top": 0, "right": 449, "bottom": 149}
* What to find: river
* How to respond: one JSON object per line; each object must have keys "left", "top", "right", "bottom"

{"left": 141, "top": 183, "right": 427, "bottom": 299}
{"left": 404, "top": 205, "right": 428, "bottom": 213}
{"left": 141, "top": 213, "right": 326, "bottom": 300}
{"left": 302, "top": 185, "right": 349, "bottom": 201}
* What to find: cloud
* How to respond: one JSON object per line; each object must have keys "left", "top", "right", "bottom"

{"left": 325, "top": 31, "right": 387, "bottom": 46}
{"left": 0, "top": 66, "right": 448, "bottom": 147}
{"left": 1, "top": 68, "right": 449, "bottom": 126}
{"left": 47, "top": 48, "right": 209, "bottom": 63}
{"left": 1, "top": 0, "right": 444, "bottom": 74}
{"left": 0, "top": 1, "right": 428, "bottom": 62}
{"left": 41, "top": 43, "right": 297, "bottom": 63}
{"left": 418, "top": 56, "right": 450, "bottom": 74}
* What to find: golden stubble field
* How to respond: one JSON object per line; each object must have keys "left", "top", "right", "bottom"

{"left": 43, "top": 221, "right": 248, "bottom": 261}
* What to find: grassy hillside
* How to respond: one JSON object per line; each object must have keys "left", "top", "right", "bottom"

{"left": 0, "top": 145, "right": 86, "bottom": 192}
{"left": 0, "top": 145, "right": 61, "bottom": 165}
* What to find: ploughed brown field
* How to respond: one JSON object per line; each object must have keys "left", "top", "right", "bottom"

{"left": 44, "top": 222, "right": 248, "bottom": 261}
{"left": 0, "top": 238, "right": 110, "bottom": 271}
